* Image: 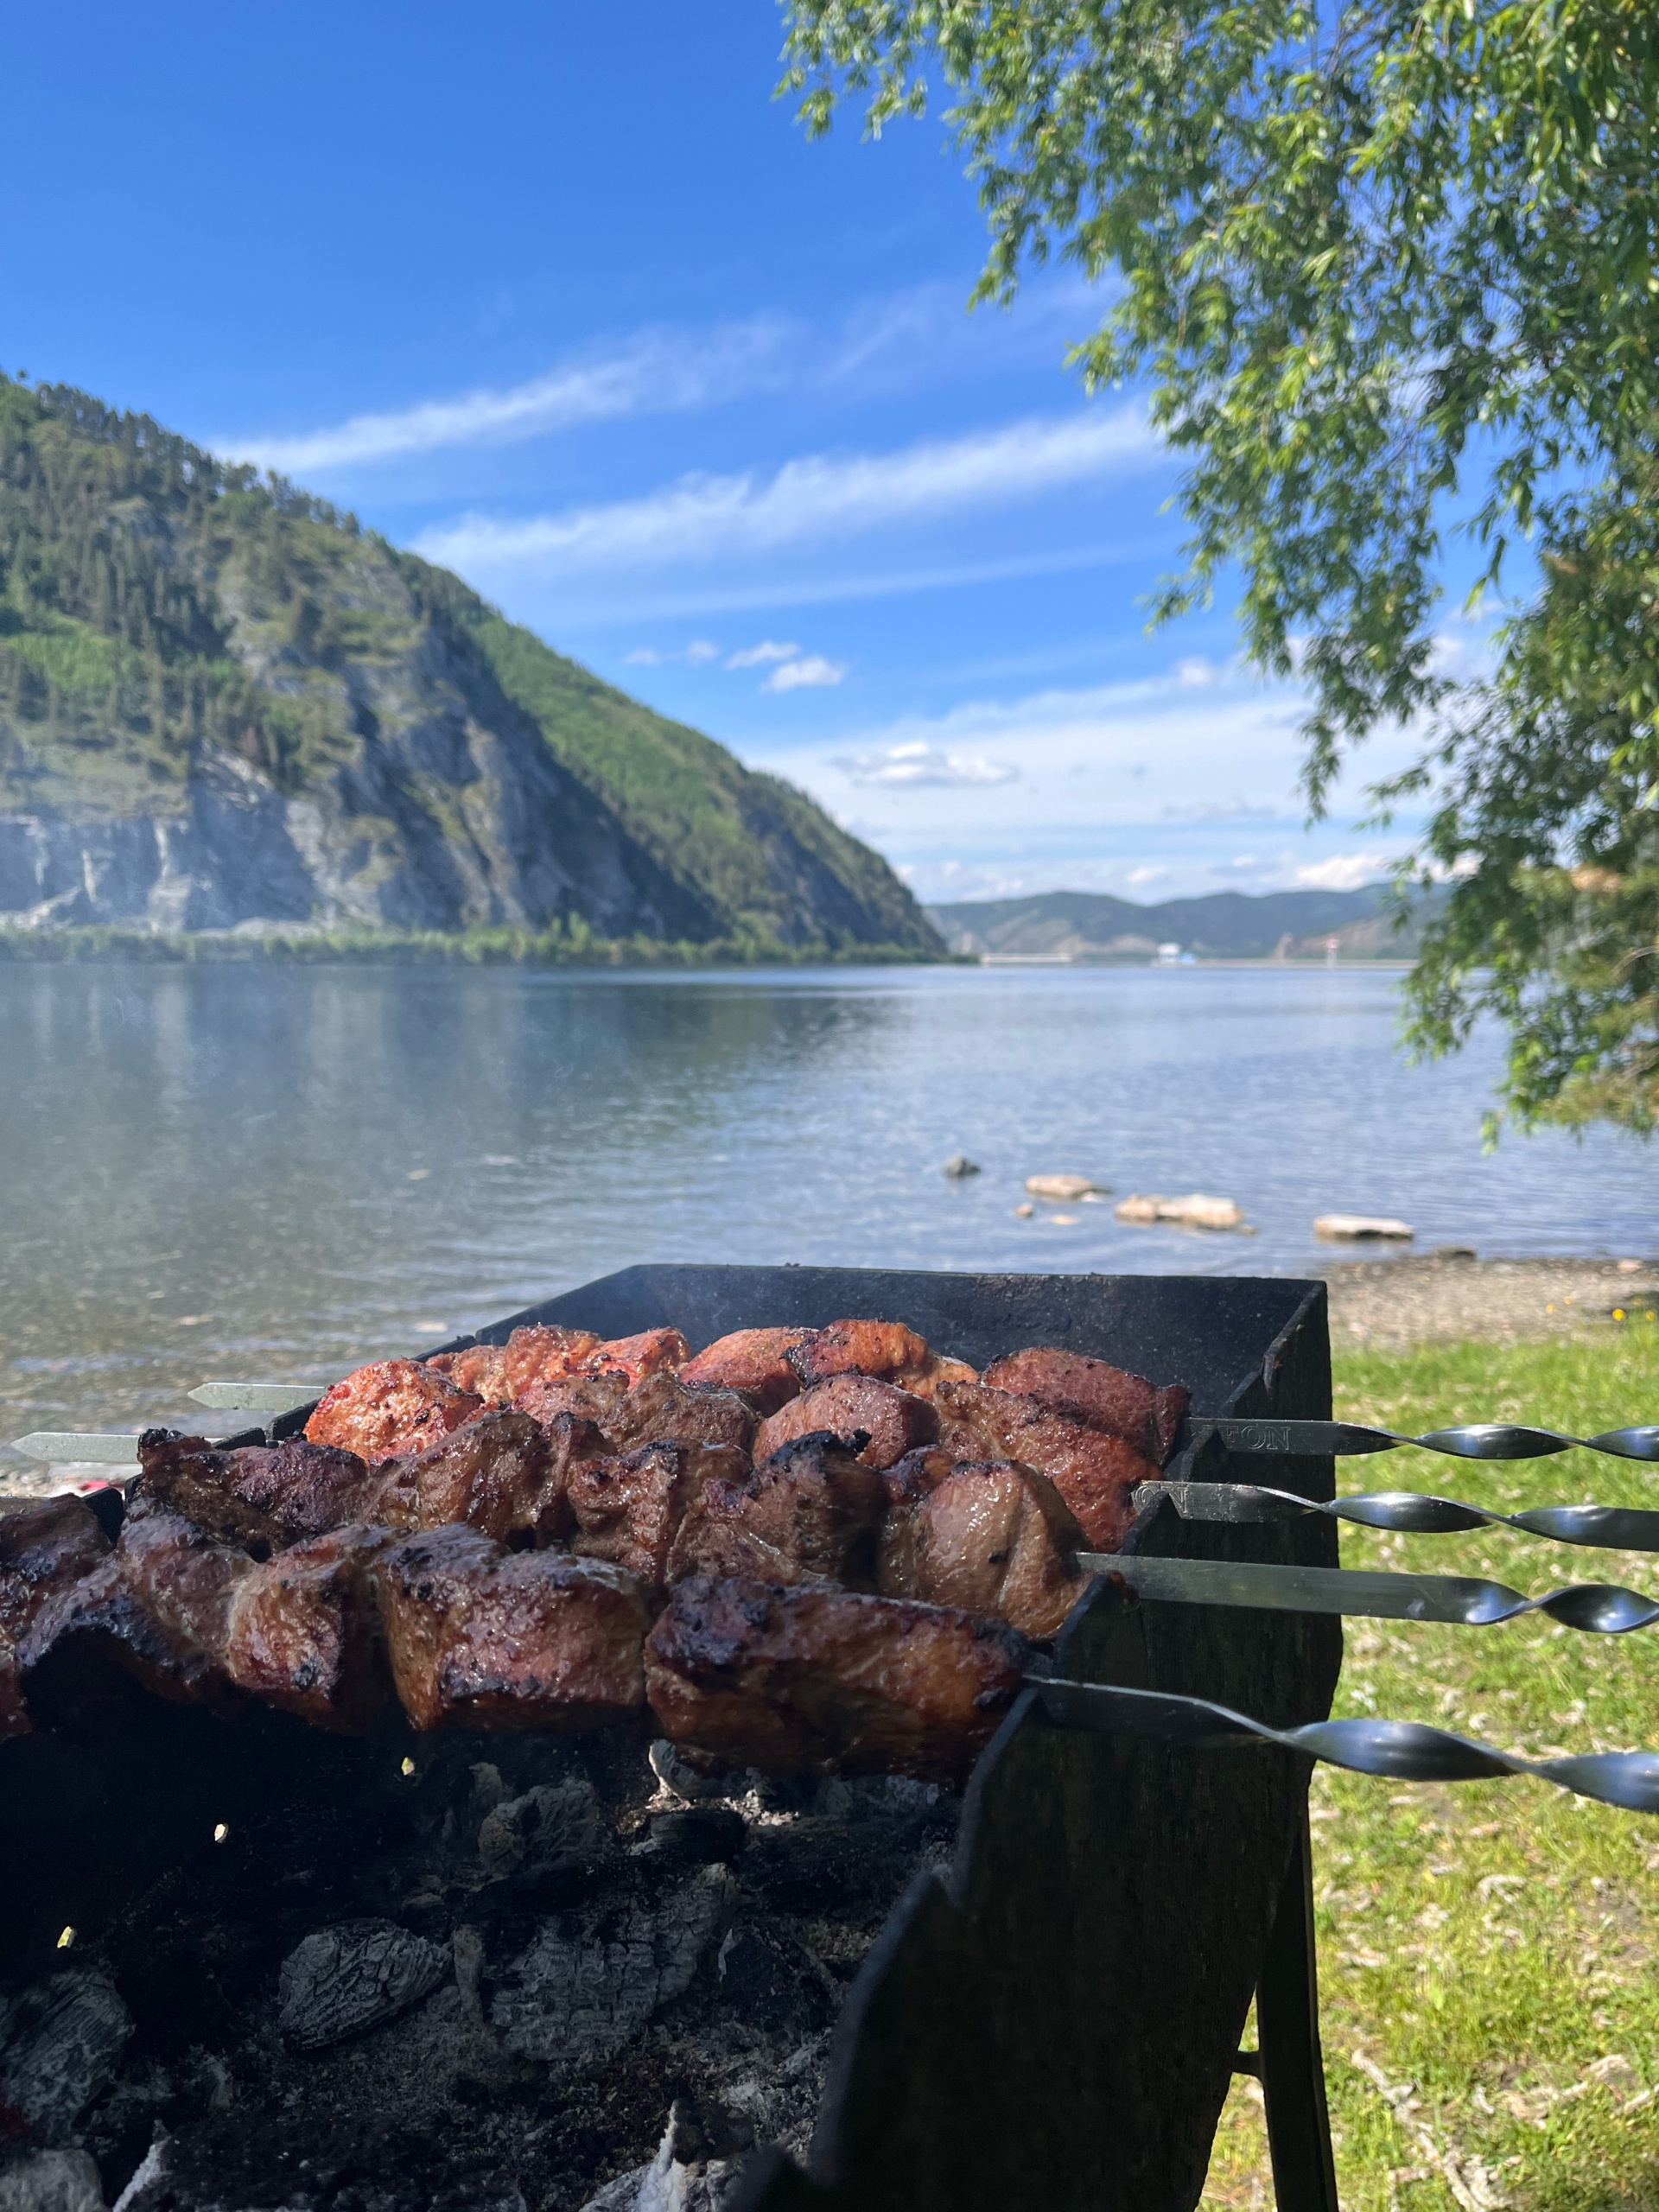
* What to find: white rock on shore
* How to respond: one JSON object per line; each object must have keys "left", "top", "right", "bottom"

{"left": 1116, "top": 1193, "right": 1247, "bottom": 1231}
{"left": 1025, "top": 1173, "right": 1110, "bottom": 1201}
{"left": 1314, "top": 1213, "right": 1415, "bottom": 1242}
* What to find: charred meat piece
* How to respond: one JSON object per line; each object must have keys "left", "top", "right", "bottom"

{"left": 567, "top": 1441, "right": 748, "bottom": 1589}
{"left": 529, "top": 1413, "right": 610, "bottom": 1548}
{"left": 371, "top": 1408, "right": 553, "bottom": 1546}
{"left": 524, "top": 1370, "right": 756, "bottom": 1459}
{"left": 678, "top": 1328, "right": 808, "bottom": 1414}
{"left": 305, "top": 1360, "right": 484, "bottom": 1464}
{"left": 646, "top": 1575, "right": 1032, "bottom": 1783}
{"left": 376, "top": 1523, "right": 649, "bottom": 1732}
{"left": 787, "top": 1319, "right": 976, "bottom": 1399}
{"left": 666, "top": 1434, "right": 886, "bottom": 1590}
{"left": 878, "top": 1458, "right": 1086, "bottom": 1642}
{"left": 588, "top": 1328, "right": 691, "bottom": 1384}
{"left": 134, "top": 1430, "right": 379, "bottom": 1554}
{"left": 980, "top": 1348, "right": 1189, "bottom": 1465}
{"left": 787, "top": 1319, "right": 933, "bottom": 1387}
{"left": 0, "top": 1497, "right": 111, "bottom": 1643}
{"left": 225, "top": 1523, "right": 397, "bottom": 1732}
{"left": 22, "top": 1510, "right": 255, "bottom": 1722}
{"left": 0, "top": 1630, "right": 26, "bottom": 1743}
{"left": 754, "top": 1374, "right": 938, "bottom": 1470}
{"left": 932, "top": 1379, "right": 1151, "bottom": 1553}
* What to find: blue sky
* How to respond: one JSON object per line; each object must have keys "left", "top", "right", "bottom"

{"left": 4, "top": 0, "right": 1456, "bottom": 904}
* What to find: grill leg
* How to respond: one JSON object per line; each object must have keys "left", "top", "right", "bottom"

{"left": 1255, "top": 1800, "right": 1338, "bottom": 2212}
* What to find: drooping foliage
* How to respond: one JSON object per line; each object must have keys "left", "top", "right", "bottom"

{"left": 781, "top": 0, "right": 1659, "bottom": 1127}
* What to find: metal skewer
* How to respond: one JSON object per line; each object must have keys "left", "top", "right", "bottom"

{"left": 1082, "top": 1552, "right": 1659, "bottom": 1634}
{"left": 1137, "top": 1479, "right": 1659, "bottom": 1553}
{"left": 1187, "top": 1416, "right": 1659, "bottom": 1461}
{"left": 1033, "top": 1678, "right": 1659, "bottom": 1814}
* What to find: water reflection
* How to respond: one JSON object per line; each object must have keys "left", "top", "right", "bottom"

{"left": 0, "top": 963, "right": 1649, "bottom": 1440}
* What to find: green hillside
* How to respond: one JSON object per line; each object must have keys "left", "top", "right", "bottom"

{"left": 0, "top": 377, "right": 940, "bottom": 954}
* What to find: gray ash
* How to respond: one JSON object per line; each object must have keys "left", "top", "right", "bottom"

{"left": 0, "top": 1710, "right": 957, "bottom": 2212}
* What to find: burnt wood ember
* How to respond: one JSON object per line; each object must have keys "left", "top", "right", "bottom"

{"left": 666, "top": 1439, "right": 886, "bottom": 1591}
{"left": 224, "top": 1524, "right": 399, "bottom": 1732}
{"left": 376, "top": 1526, "right": 651, "bottom": 1732}
{"left": 566, "top": 1443, "right": 750, "bottom": 1590}
{"left": 134, "top": 1432, "right": 380, "bottom": 1555}
{"left": 980, "top": 1346, "right": 1190, "bottom": 1464}
{"left": 754, "top": 1377, "right": 938, "bottom": 1471}
{"left": 877, "top": 1456, "right": 1086, "bottom": 1642}
{"left": 931, "top": 1377, "right": 1154, "bottom": 1552}
{"left": 678, "top": 1328, "right": 810, "bottom": 1414}
{"left": 371, "top": 1410, "right": 554, "bottom": 1547}
{"left": 644, "top": 1576, "right": 1031, "bottom": 1783}
{"left": 306, "top": 1362, "right": 485, "bottom": 1464}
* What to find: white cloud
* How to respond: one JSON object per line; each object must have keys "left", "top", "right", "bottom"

{"left": 414, "top": 408, "right": 1157, "bottom": 578}
{"left": 726, "top": 640, "right": 800, "bottom": 669}
{"left": 1173, "top": 656, "right": 1224, "bottom": 688}
{"left": 684, "top": 639, "right": 721, "bottom": 665}
{"left": 226, "top": 316, "right": 802, "bottom": 475}
{"left": 623, "top": 646, "right": 663, "bottom": 665}
{"left": 841, "top": 741, "right": 1019, "bottom": 789}
{"left": 766, "top": 655, "right": 847, "bottom": 692}
{"left": 1126, "top": 866, "right": 1168, "bottom": 888}
{"left": 1293, "top": 853, "right": 1398, "bottom": 890}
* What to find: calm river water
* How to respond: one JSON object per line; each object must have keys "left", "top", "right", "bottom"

{"left": 0, "top": 961, "right": 1650, "bottom": 1446}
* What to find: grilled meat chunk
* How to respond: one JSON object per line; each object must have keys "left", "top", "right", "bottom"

{"left": 567, "top": 1442, "right": 747, "bottom": 1589}
{"left": 135, "top": 1430, "right": 379, "bottom": 1554}
{"left": 22, "top": 1510, "right": 255, "bottom": 1722}
{"left": 666, "top": 1434, "right": 886, "bottom": 1590}
{"left": 677, "top": 1328, "right": 809, "bottom": 1414}
{"left": 425, "top": 1344, "right": 508, "bottom": 1402}
{"left": 646, "top": 1575, "right": 1032, "bottom": 1782}
{"left": 754, "top": 1374, "right": 938, "bottom": 1470}
{"left": 225, "top": 1524, "right": 397, "bottom": 1731}
{"left": 589, "top": 1328, "right": 691, "bottom": 1383}
{"left": 931, "top": 1379, "right": 1150, "bottom": 1553}
{"left": 787, "top": 1319, "right": 933, "bottom": 1387}
{"left": 306, "top": 1360, "right": 484, "bottom": 1464}
{"left": 376, "top": 1524, "right": 650, "bottom": 1732}
{"left": 371, "top": 1408, "right": 552, "bottom": 1546}
{"left": 878, "top": 1457, "right": 1086, "bottom": 1641}
{"left": 980, "top": 1348, "right": 1189, "bottom": 1465}
{"left": 518, "top": 1370, "right": 756, "bottom": 1459}
{"left": 501, "top": 1325, "right": 604, "bottom": 1395}
{"left": 787, "top": 1319, "right": 976, "bottom": 1399}
{"left": 0, "top": 1497, "right": 111, "bottom": 1643}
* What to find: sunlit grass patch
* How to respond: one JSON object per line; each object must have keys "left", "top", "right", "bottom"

{"left": 1204, "top": 1326, "right": 1659, "bottom": 2209}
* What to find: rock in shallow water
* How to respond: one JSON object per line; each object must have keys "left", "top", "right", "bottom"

{"left": 276, "top": 1920, "right": 452, "bottom": 2051}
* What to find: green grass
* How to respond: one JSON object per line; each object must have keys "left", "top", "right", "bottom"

{"left": 1204, "top": 1322, "right": 1659, "bottom": 2210}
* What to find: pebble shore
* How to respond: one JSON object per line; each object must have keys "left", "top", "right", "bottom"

{"left": 1319, "top": 1250, "right": 1658, "bottom": 1349}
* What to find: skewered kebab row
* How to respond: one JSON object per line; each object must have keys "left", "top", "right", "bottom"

{"left": 0, "top": 1320, "right": 1190, "bottom": 1779}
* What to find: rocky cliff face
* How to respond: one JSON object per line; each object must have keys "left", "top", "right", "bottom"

{"left": 0, "top": 381, "right": 939, "bottom": 952}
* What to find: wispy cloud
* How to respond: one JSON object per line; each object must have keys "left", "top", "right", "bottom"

{"left": 726, "top": 640, "right": 799, "bottom": 669}
{"left": 766, "top": 655, "right": 847, "bottom": 692}
{"left": 1293, "top": 853, "right": 1400, "bottom": 890}
{"left": 219, "top": 276, "right": 1101, "bottom": 479}
{"left": 416, "top": 409, "right": 1156, "bottom": 578}
{"left": 841, "top": 740, "right": 1019, "bottom": 788}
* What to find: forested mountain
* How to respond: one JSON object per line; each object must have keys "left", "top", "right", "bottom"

{"left": 926, "top": 886, "right": 1430, "bottom": 960}
{"left": 0, "top": 378, "right": 939, "bottom": 952}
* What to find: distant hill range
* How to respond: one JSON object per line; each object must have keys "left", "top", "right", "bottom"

{"left": 925, "top": 886, "right": 1433, "bottom": 962}
{"left": 0, "top": 378, "right": 939, "bottom": 954}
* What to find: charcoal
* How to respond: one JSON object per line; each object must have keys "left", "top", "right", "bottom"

{"left": 475, "top": 1777, "right": 606, "bottom": 1885}
{"left": 0, "top": 2152, "right": 105, "bottom": 2212}
{"left": 714, "top": 1929, "right": 834, "bottom": 2045}
{"left": 640, "top": 1810, "right": 747, "bottom": 1867}
{"left": 0, "top": 1970, "right": 132, "bottom": 2150}
{"left": 491, "top": 1866, "right": 734, "bottom": 2065}
{"left": 276, "top": 1920, "right": 453, "bottom": 2051}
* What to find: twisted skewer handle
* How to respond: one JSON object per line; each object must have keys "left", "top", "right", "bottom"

{"left": 1137, "top": 1479, "right": 1659, "bottom": 1554}
{"left": 1194, "top": 1417, "right": 1659, "bottom": 1461}
{"left": 1034, "top": 1678, "right": 1659, "bottom": 1813}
